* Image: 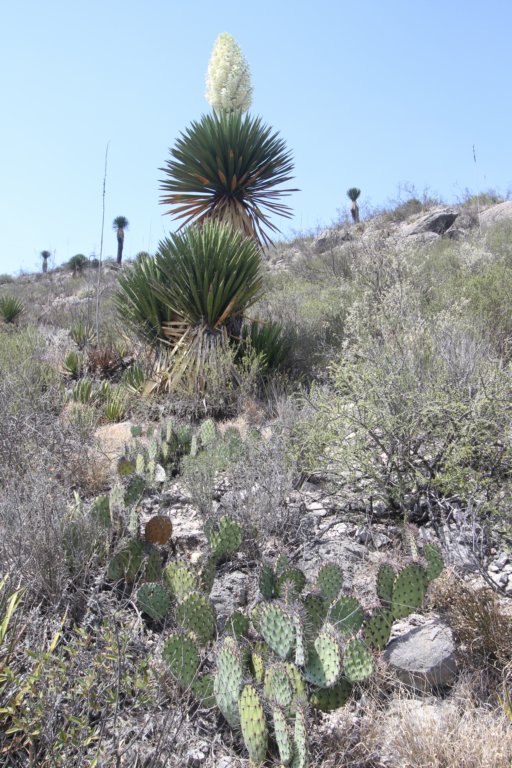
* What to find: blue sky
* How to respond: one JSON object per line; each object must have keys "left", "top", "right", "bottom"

{"left": 1, "top": 0, "right": 511, "bottom": 274}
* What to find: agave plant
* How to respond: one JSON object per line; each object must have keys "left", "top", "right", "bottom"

{"left": 0, "top": 295, "right": 24, "bottom": 324}
{"left": 160, "top": 112, "right": 296, "bottom": 247}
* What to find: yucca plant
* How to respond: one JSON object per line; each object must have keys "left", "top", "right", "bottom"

{"left": 113, "top": 216, "right": 129, "bottom": 265}
{"left": 237, "top": 321, "right": 289, "bottom": 373}
{"left": 114, "top": 253, "right": 177, "bottom": 346}
{"left": 160, "top": 111, "right": 296, "bottom": 247}
{"left": 152, "top": 221, "right": 264, "bottom": 390}
{"left": 347, "top": 187, "right": 361, "bottom": 223}
{"left": 0, "top": 295, "right": 24, "bottom": 324}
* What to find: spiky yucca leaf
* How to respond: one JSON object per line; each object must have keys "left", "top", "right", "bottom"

{"left": 160, "top": 111, "right": 296, "bottom": 246}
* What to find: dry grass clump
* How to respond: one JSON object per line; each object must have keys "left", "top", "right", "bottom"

{"left": 431, "top": 571, "right": 512, "bottom": 671}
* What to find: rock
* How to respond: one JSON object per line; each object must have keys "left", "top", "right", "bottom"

{"left": 400, "top": 207, "right": 458, "bottom": 237}
{"left": 494, "top": 552, "right": 510, "bottom": 569}
{"left": 186, "top": 745, "right": 208, "bottom": 766}
{"left": 210, "top": 571, "right": 250, "bottom": 631}
{"left": 154, "top": 463, "right": 166, "bottom": 483}
{"left": 94, "top": 421, "right": 135, "bottom": 475}
{"left": 314, "top": 227, "right": 353, "bottom": 253}
{"left": 382, "top": 619, "right": 457, "bottom": 690}
{"left": 479, "top": 200, "right": 512, "bottom": 228}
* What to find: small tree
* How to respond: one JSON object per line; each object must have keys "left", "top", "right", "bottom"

{"left": 347, "top": 188, "right": 361, "bottom": 223}
{"left": 40, "top": 250, "right": 51, "bottom": 274}
{"left": 113, "top": 216, "right": 129, "bottom": 265}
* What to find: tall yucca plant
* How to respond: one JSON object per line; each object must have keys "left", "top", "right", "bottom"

{"left": 160, "top": 112, "right": 296, "bottom": 247}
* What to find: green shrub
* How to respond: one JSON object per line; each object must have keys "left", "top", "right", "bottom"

{"left": 0, "top": 295, "right": 24, "bottom": 324}
{"left": 67, "top": 254, "right": 88, "bottom": 274}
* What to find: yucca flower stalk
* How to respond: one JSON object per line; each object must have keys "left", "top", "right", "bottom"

{"left": 206, "top": 32, "right": 252, "bottom": 115}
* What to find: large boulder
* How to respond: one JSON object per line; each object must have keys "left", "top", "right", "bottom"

{"left": 400, "top": 208, "right": 458, "bottom": 237}
{"left": 314, "top": 227, "right": 353, "bottom": 253}
{"left": 383, "top": 619, "right": 457, "bottom": 690}
{"left": 478, "top": 200, "right": 512, "bottom": 228}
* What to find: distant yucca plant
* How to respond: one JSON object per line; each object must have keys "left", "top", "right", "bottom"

{"left": 72, "top": 378, "right": 93, "bottom": 404}
{"left": 62, "top": 350, "right": 82, "bottom": 378}
{"left": 347, "top": 188, "right": 361, "bottom": 223}
{"left": 104, "top": 389, "right": 127, "bottom": 423}
{"left": 0, "top": 295, "right": 24, "bottom": 324}
{"left": 70, "top": 321, "right": 95, "bottom": 350}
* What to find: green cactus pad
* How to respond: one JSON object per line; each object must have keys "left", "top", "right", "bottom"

{"left": 199, "top": 418, "right": 217, "bottom": 447}
{"left": 259, "top": 603, "right": 296, "bottom": 660}
{"left": 137, "top": 582, "right": 171, "bottom": 621}
{"left": 117, "top": 457, "right": 136, "bottom": 477}
{"left": 292, "top": 702, "right": 309, "bottom": 768}
{"left": 205, "top": 515, "right": 242, "bottom": 559}
{"left": 199, "top": 555, "right": 216, "bottom": 595}
{"left": 124, "top": 474, "right": 146, "bottom": 505}
{"left": 275, "top": 554, "right": 290, "bottom": 574}
{"left": 214, "top": 636, "right": 245, "bottom": 728}
{"left": 109, "top": 483, "right": 125, "bottom": 513}
{"left": 225, "top": 610, "right": 250, "bottom": 639}
{"left": 343, "top": 638, "right": 374, "bottom": 683}
{"left": 376, "top": 563, "right": 396, "bottom": 604}
{"left": 294, "top": 611, "right": 308, "bottom": 667}
{"left": 107, "top": 540, "right": 161, "bottom": 583}
{"left": 302, "top": 593, "right": 328, "bottom": 636}
{"left": 239, "top": 684, "right": 268, "bottom": 766}
{"left": 163, "top": 560, "right": 198, "bottom": 602}
{"left": 131, "top": 425, "right": 143, "bottom": 437}
{"left": 264, "top": 663, "right": 295, "bottom": 708}
{"left": 128, "top": 507, "right": 140, "bottom": 539}
{"left": 316, "top": 562, "right": 344, "bottom": 602}
{"left": 190, "top": 435, "right": 198, "bottom": 457}
{"left": 175, "top": 424, "right": 192, "bottom": 449}
{"left": 284, "top": 662, "right": 306, "bottom": 701}
{"left": 423, "top": 542, "right": 444, "bottom": 582}
{"left": 304, "top": 624, "right": 342, "bottom": 688}
{"left": 249, "top": 643, "right": 268, "bottom": 684}
{"left": 363, "top": 608, "right": 393, "bottom": 650}
{"left": 275, "top": 568, "right": 307, "bottom": 600}
{"left": 329, "top": 596, "right": 364, "bottom": 635}
{"left": 175, "top": 591, "right": 216, "bottom": 646}
{"left": 191, "top": 673, "right": 215, "bottom": 708}
{"left": 135, "top": 452, "right": 146, "bottom": 475}
{"left": 162, "top": 631, "right": 200, "bottom": 687}
{"left": 391, "top": 563, "right": 427, "bottom": 619}
{"left": 259, "top": 563, "right": 275, "bottom": 600}
{"left": 90, "top": 495, "right": 111, "bottom": 528}
{"left": 310, "top": 678, "right": 352, "bottom": 711}
{"left": 147, "top": 438, "right": 159, "bottom": 461}
{"left": 272, "top": 706, "right": 293, "bottom": 766}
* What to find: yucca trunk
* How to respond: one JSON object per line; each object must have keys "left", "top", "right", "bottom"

{"left": 350, "top": 201, "right": 360, "bottom": 224}
{"left": 116, "top": 231, "right": 124, "bottom": 264}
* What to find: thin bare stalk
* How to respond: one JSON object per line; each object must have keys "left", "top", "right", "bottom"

{"left": 96, "top": 141, "right": 110, "bottom": 345}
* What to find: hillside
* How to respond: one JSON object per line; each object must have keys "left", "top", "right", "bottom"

{"left": 1, "top": 195, "right": 512, "bottom": 767}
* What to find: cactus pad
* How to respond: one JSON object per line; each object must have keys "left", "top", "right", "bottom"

{"left": 376, "top": 563, "right": 395, "bottom": 604}
{"left": 191, "top": 673, "right": 215, "bottom": 708}
{"left": 259, "top": 563, "right": 275, "bottom": 600}
{"left": 273, "top": 705, "right": 293, "bottom": 766}
{"left": 391, "top": 563, "right": 427, "bottom": 619}
{"left": 164, "top": 560, "right": 198, "bottom": 602}
{"left": 175, "top": 591, "right": 216, "bottom": 646}
{"left": 137, "top": 582, "right": 170, "bottom": 621}
{"left": 199, "top": 418, "right": 217, "bottom": 447}
{"left": 363, "top": 608, "right": 393, "bottom": 650}
{"left": 304, "top": 624, "right": 342, "bottom": 688}
{"left": 275, "top": 568, "right": 307, "bottom": 600}
{"left": 316, "top": 562, "right": 343, "bottom": 602}
{"left": 225, "top": 610, "right": 250, "bottom": 639}
{"left": 205, "top": 514, "right": 242, "bottom": 559}
{"left": 145, "top": 515, "right": 173, "bottom": 545}
{"left": 162, "top": 631, "right": 200, "bottom": 687}
{"left": 107, "top": 540, "right": 161, "bottom": 583}
{"left": 423, "top": 542, "right": 444, "bottom": 582}
{"left": 292, "top": 702, "right": 309, "bottom": 768}
{"left": 117, "top": 457, "right": 136, "bottom": 477}
{"left": 214, "top": 636, "right": 244, "bottom": 728}
{"left": 264, "top": 662, "right": 295, "bottom": 708}
{"left": 329, "top": 596, "right": 364, "bottom": 635}
{"left": 239, "top": 684, "right": 268, "bottom": 766}
{"left": 310, "top": 678, "right": 352, "bottom": 711}
{"left": 124, "top": 474, "right": 146, "bottom": 505}
{"left": 259, "top": 603, "right": 296, "bottom": 660}
{"left": 302, "top": 593, "right": 327, "bottom": 636}
{"left": 343, "top": 638, "right": 374, "bottom": 682}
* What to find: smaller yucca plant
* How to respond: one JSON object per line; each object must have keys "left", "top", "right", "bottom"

{"left": 0, "top": 295, "right": 24, "bottom": 324}
{"left": 347, "top": 188, "right": 361, "bottom": 223}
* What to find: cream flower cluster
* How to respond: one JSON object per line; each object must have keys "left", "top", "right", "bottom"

{"left": 205, "top": 32, "right": 253, "bottom": 114}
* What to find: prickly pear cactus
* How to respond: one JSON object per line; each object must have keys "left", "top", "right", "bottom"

{"left": 199, "top": 418, "right": 217, "bottom": 447}
{"left": 259, "top": 563, "right": 275, "bottom": 600}
{"left": 328, "top": 596, "right": 364, "bottom": 636}
{"left": 175, "top": 591, "right": 216, "bottom": 646}
{"left": 258, "top": 603, "right": 296, "bottom": 660}
{"left": 264, "top": 662, "right": 295, "bottom": 709}
{"left": 225, "top": 610, "right": 250, "bottom": 639}
{"left": 136, "top": 582, "right": 170, "bottom": 621}
{"left": 272, "top": 705, "right": 293, "bottom": 766}
{"left": 292, "top": 702, "right": 309, "bottom": 768}
{"left": 107, "top": 540, "right": 161, "bottom": 583}
{"left": 391, "top": 563, "right": 427, "bottom": 619}
{"left": 239, "top": 684, "right": 268, "bottom": 766}
{"left": 310, "top": 678, "right": 352, "bottom": 711}
{"left": 124, "top": 474, "right": 146, "bottom": 505}
{"left": 343, "top": 638, "right": 374, "bottom": 683}
{"left": 304, "top": 623, "right": 342, "bottom": 688}
{"left": 363, "top": 607, "right": 393, "bottom": 651}
{"left": 163, "top": 631, "right": 200, "bottom": 687}
{"left": 423, "top": 542, "right": 444, "bottom": 583}
{"left": 275, "top": 568, "right": 307, "bottom": 600}
{"left": 214, "top": 636, "right": 245, "bottom": 728}
{"left": 205, "top": 514, "right": 242, "bottom": 559}
{"left": 315, "top": 562, "right": 343, "bottom": 602}
{"left": 376, "top": 563, "right": 395, "bottom": 605}
{"left": 164, "top": 561, "right": 198, "bottom": 602}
